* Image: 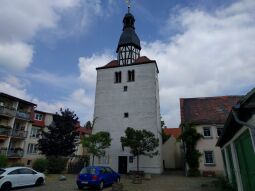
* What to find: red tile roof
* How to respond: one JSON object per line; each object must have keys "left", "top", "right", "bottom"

{"left": 76, "top": 127, "right": 92, "bottom": 135}
{"left": 164, "top": 128, "right": 182, "bottom": 139}
{"left": 96, "top": 56, "right": 157, "bottom": 70}
{"left": 180, "top": 96, "right": 242, "bottom": 125}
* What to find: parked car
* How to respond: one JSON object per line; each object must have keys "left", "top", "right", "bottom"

{"left": 0, "top": 166, "right": 45, "bottom": 191}
{"left": 76, "top": 166, "right": 120, "bottom": 190}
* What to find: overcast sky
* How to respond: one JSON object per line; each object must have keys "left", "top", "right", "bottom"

{"left": 0, "top": 0, "right": 254, "bottom": 127}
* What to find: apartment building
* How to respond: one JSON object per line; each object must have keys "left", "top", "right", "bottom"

{"left": 23, "top": 110, "right": 53, "bottom": 166}
{"left": 0, "top": 92, "right": 90, "bottom": 166}
{"left": 0, "top": 92, "right": 36, "bottom": 164}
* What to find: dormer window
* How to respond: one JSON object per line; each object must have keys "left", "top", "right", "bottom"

{"left": 115, "top": 72, "right": 122, "bottom": 83}
{"left": 128, "top": 70, "right": 135, "bottom": 82}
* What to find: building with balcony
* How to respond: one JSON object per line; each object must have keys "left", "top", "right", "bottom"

{"left": 0, "top": 92, "right": 36, "bottom": 163}
{"left": 23, "top": 110, "right": 54, "bottom": 166}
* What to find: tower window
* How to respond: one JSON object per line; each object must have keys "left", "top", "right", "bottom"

{"left": 124, "top": 86, "right": 128, "bottom": 92}
{"left": 128, "top": 70, "right": 135, "bottom": 82}
{"left": 124, "top": 113, "right": 129, "bottom": 118}
{"left": 115, "top": 72, "right": 122, "bottom": 83}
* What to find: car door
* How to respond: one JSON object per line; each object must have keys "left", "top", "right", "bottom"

{"left": 7, "top": 169, "right": 21, "bottom": 187}
{"left": 19, "top": 168, "right": 37, "bottom": 186}
{"left": 105, "top": 167, "right": 114, "bottom": 184}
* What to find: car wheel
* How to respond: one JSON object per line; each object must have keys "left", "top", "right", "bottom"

{"left": 0, "top": 182, "right": 12, "bottom": 191}
{"left": 35, "top": 177, "right": 44, "bottom": 186}
{"left": 99, "top": 181, "right": 104, "bottom": 190}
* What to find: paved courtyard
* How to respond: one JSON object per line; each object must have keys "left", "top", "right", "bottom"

{"left": 16, "top": 173, "right": 219, "bottom": 191}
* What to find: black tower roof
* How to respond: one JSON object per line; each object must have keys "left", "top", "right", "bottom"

{"left": 116, "top": 12, "right": 141, "bottom": 52}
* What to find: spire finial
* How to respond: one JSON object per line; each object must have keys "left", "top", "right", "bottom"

{"left": 125, "top": 0, "right": 131, "bottom": 13}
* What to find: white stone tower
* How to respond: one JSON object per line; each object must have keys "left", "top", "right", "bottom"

{"left": 92, "top": 9, "right": 162, "bottom": 174}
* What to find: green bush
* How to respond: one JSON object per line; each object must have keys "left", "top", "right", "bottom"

{"left": 47, "top": 156, "right": 67, "bottom": 174}
{"left": 188, "top": 168, "right": 200, "bottom": 177}
{"left": 9, "top": 162, "right": 25, "bottom": 167}
{"left": 32, "top": 158, "right": 48, "bottom": 172}
{"left": 0, "top": 155, "right": 7, "bottom": 168}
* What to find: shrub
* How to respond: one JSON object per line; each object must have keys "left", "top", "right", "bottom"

{"left": 0, "top": 155, "right": 7, "bottom": 168}
{"left": 67, "top": 156, "right": 90, "bottom": 174}
{"left": 32, "top": 158, "right": 48, "bottom": 173}
{"left": 47, "top": 156, "right": 67, "bottom": 174}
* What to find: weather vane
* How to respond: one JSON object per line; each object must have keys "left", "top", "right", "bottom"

{"left": 125, "top": 0, "right": 131, "bottom": 13}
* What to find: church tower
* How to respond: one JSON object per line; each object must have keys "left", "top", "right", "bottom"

{"left": 93, "top": 8, "right": 162, "bottom": 174}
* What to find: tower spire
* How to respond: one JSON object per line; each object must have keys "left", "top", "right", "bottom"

{"left": 117, "top": 1, "right": 141, "bottom": 65}
{"left": 125, "top": 0, "right": 131, "bottom": 13}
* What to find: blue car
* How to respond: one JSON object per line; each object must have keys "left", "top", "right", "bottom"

{"left": 76, "top": 166, "right": 120, "bottom": 190}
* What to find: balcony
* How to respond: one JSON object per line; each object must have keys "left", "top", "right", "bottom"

{"left": 0, "top": 125, "right": 11, "bottom": 139}
{"left": 16, "top": 110, "right": 31, "bottom": 121}
{"left": 0, "top": 106, "right": 16, "bottom": 117}
{"left": 0, "top": 148, "right": 7, "bottom": 155}
{"left": 0, "top": 148, "right": 24, "bottom": 158}
{"left": 11, "top": 129, "right": 28, "bottom": 139}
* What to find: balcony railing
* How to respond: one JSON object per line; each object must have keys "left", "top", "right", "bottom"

{"left": 8, "top": 148, "right": 24, "bottom": 158}
{"left": 0, "top": 106, "right": 16, "bottom": 117}
{"left": 0, "top": 125, "right": 11, "bottom": 137}
{"left": 16, "top": 110, "right": 31, "bottom": 121}
{"left": 11, "top": 129, "right": 28, "bottom": 139}
{"left": 0, "top": 148, "right": 24, "bottom": 158}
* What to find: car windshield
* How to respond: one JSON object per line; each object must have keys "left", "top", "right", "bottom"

{"left": 0, "top": 169, "right": 5, "bottom": 175}
{"left": 80, "top": 167, "right": 96, "bottom": 175}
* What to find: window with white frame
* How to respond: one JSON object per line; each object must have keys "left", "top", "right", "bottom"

{"left": 217, "top": 127, "right": 224, "bottom": 137}
{"left": 203, "top": 127, "right": 212, "bottom": 137}
{"left": 27, "top": 143, "right": 38, "bottom": 154}
{"left": 34, "top": 113, "right": 43, "bottom": 121}
{"left": 30, "top": 127, "right": 41, "bottom": 138}
{"left": 204, "top": 151, "right": 214, "bottom": 164}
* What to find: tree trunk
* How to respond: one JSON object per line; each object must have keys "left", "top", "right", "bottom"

{"left": 92, "top": 155, "right": 95, "bottom": 165}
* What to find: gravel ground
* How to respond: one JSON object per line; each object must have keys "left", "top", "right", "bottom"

{"left": 14, "top": 173, "right": 219, "bottom": 191}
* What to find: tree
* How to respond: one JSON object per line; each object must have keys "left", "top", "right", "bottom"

{"left": 84, "top": 117, "right": 97, "bottom": 129}
{"left": 38, "top": 108, "right": 79, "bottom": 157}
{"left": 84, "top": 121, "right": 92, "bottom": 129}
{"left": 82, "top": 131, "right": 111, "bottom": 165}
{"left": 179, "top": 123, "right": 203, "bottom": 176}
{"left": 120, "top": 127, "right": 159, "bottom": 172}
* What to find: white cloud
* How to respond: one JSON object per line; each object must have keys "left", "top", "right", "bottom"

{"left": 0, "top": 76, "right": 93, "bottom": 124}
{"left": 0, "top": 42, "right": 33, "bottom": 71}
{"left": 141, "top": 0, "right": 255, "bottom": 127}
{"left": 79, "top": 53, "right": 114, "bottom": 86}
{"left": 0, "top": 0, "right": 103, "bottom": 71}
{"left": 0, "top": 81, "right": 30, "bottom": 101}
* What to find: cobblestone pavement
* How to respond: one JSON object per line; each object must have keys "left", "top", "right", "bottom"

{"left": 15, "top": 173, "right": 219, "bottom": 191}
